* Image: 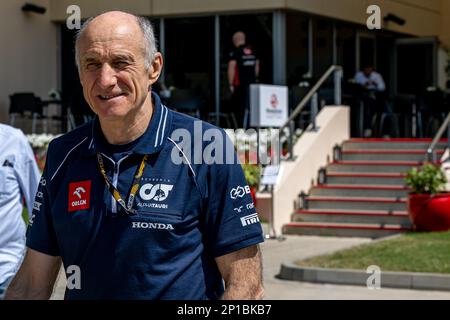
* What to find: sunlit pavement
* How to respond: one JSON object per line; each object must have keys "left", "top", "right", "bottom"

{"left": 260, "top": 235, "right": 450, "bottom": 300}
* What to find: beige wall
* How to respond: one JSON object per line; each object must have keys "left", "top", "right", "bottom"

{"left": 49, "top": 0, "right": 446, "bottom": 42}
{"left": 49, "top": 0, "right": 286, "bottom": 20}
{"left": 440, "top": 0, "right": 450, "bottom": 48}
{"left": 285, "top": 0, "right": 441, "bottom": 38}
{"left": 2, "top": 0, "right": 449, "bottom": 124}
{"left": 50, "top": 0, "right": 151, "bottom": 20}
{"left": 0, "top": 0, "right": 58, "bottom": 124}
{"left": 151, "top": 0, "right": 285, "bottom": 16}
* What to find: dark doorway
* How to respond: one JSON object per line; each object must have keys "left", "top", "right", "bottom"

{"left": 395, "top": 38, "right": 437, "bottom": 95}
{"left": 313, "top": 18, "right": 333, "bottom": 78}
{"left": 163, "top": 17, "right": 214, "bottom": 119}
{"left": 358, "top": 33, "right": 376, "bottom": 70}
{"left": 60, "top": 24, "right": 94, "bottom": 130}
{"left": 376, "top": 35, "right": 395, "bottom": 96}
{"left": 336, "top": 23, "right": 356, "bottom": 82}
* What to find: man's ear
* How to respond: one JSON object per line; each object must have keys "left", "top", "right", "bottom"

{"left": 149, "top": 52, "right": 163, "bottom": 85}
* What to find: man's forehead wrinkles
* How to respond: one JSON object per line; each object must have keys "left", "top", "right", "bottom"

{"left": 85, "top": 33, "right": 132, "bottom": 46}
{"left": 84, "top": 23, "right": 138, "bottom": 41}
{"left": 83, "top": 48, "right": 136, "bottom": 61}
{"left": 82, "top": 38, "right": 138, "bottom": 53}
{"left": 82, "top": 33, "right": 143, "bottom": 52}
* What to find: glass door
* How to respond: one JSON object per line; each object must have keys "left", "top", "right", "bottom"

{"left": 394, "top": 37, "right": 437, "bottom": 95}
{"left": 356, "top": 32, "right": 377, "bottom": 72}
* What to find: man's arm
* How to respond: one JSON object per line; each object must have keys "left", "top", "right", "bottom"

{"left": 228, "top": 60, "right": 237, "bottom": 93}
{"left": 215, "top": 245, "right": 264, "bottom": 300}
{"left": 354, "top": 72, "right": 366, "bottom": 87}
{"left": 5, "top": 248, "right": 61, "bottom": 300}
{"left": 374, "top": 73, "right": 386, "bottom": 92}
{"left": 255, "top": 59, "right": 260, "bottom": 82}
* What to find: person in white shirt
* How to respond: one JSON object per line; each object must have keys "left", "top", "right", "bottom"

{"left": 0, "top": 124, "right": 40, "bottom": 299}
{"left": 354, "top": 65, "right": 387, "bottom": 137}
{"left": 354, "top": 65, "right": 386, "bottom": 92}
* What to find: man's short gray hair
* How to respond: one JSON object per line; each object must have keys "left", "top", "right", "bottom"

{"left": 74, "top": 13, "right": 157, "bottom": 71}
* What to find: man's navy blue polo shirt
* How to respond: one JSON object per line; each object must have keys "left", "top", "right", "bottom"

{"left": 26, "top": 93, "right": 264, "bottom": 300}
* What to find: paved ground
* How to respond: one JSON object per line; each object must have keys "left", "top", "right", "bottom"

{"left": 260, "top": 235, "right": 450, "bottom": 300}
{"left": 50, "top": 235, "right": 450, "bottom": 300}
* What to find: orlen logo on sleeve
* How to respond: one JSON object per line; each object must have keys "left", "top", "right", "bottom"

{"left": 68, "top": 180, "right": 91, "bottom": 212}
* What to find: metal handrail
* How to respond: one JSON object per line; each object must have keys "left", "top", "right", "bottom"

{"left": 280, "top": 65, "right": 343, "bottom": 132}
{"left": 426, "top": 112, "right": 450, "bottom": 163}
{"left": 280, "top": 65, "right": 343, "bottom": 160}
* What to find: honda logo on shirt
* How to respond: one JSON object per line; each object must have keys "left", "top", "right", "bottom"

{"left": 68, "top": 180, "right": 91, "bottom": 212}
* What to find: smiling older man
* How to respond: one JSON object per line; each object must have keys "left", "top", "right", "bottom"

{"left": 5, "top": 11, "right": 264, "bottom": 300}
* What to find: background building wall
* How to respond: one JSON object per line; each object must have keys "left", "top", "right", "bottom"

{"left": 0, "top": 0, "right": 58, "bottom": 124}
{"left": 50, "top": 0, "right": 152, "bottom": 20}
{"left": 286, "top": 0, "right": 441, "bottom": 38}
{"left": 440, "top": 0, "right": 450, "bottom": 48}
{"left": 50, "top": 0, "right": 446, "bottom": 42}
{"left": 2, "top": 0, "right": 449, "bottom": 124}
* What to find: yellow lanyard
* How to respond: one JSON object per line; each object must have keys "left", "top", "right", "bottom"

{"left": 97, "top": 153, "right": 148, "bottom": 215}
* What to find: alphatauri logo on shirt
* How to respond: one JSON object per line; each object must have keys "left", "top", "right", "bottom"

{"left": 139, "top": 184, "right": 174, "bottom": 202}
{"left": 68, "top": 180, "right": 91, "bottom": 212}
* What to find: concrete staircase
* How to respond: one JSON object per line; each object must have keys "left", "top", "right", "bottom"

{"left": 283, "top": 139, "right": 447, "bottom": 238}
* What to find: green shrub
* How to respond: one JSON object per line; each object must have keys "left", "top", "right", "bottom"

{"left": 242, "top": 164, "right": 260, "bottom": 188}
{"left": 405, "top": 163, "right": 447, "bottom": 194}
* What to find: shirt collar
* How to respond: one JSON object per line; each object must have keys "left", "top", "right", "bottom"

{"left": 85, "top": 92, "right": 171, "bottom": 157}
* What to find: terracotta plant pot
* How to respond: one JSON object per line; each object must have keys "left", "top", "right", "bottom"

{"left": 407, "top": 193, "right": 450, "bottom": 232}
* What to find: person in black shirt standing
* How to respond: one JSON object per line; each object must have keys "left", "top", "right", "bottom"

{"left": 228, "top": 31, "right": 260, "bottom": 128}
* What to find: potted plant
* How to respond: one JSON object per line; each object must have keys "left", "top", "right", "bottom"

{"left": 405, "top": 163, "right": 450, "bottom": 231}
{"left": 241, "top": 163, "right": 260, "bottom": 204}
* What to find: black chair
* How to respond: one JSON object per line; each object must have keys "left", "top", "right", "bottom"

{"left": 42, "top": 98, "right": 71, "bottom": 133}
{"left": 207, "top": 112, "right": 237, "bottom": 128}
{"left": 9, "top": 92, "right": 47, "bottom": 133}
{"left": 290, "top": 85, "right": 311, "bottom": 131}
{"left": 344, "top": 82, "right": 368, "bottom": 137}
{"left": 208, "top": 95, "right": 238, "bottom": 128}
{"left": 66, "top": 91, "right": 95, "bottom": 131}
{"left": 169, "top": 88, "right": 203, "bottom": 119}
{"left": 378, "top": 100, "right": 400, "bottom": 138}
{"left": 418, "top": 88, "right": 447, "bottom": 137}
{"left": 391, "top": 95, "right": 418, "bottom": 138}
{"left": 317, "top": 85, "right": 336, "bottom": 107}
{"left": 367, "top": 91, "right": 404, "bottom": 138}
